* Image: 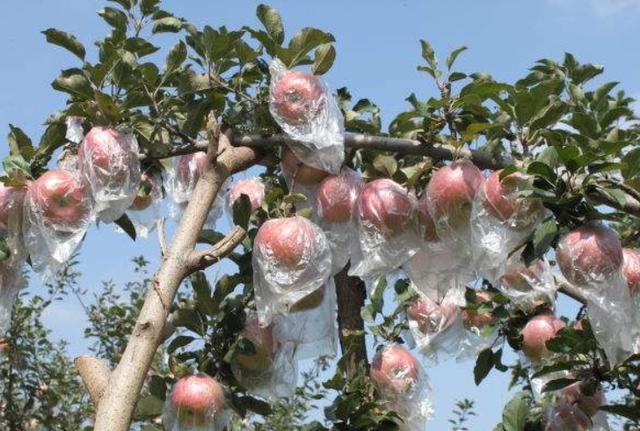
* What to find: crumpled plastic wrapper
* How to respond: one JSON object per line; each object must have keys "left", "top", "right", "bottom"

{"left": 227, "top": 177, "right": 265, "bottom": 214}
{"left": 495, "top": 255, "right": 557, "bottom": 311}
{"left": 269, "top": 59, "right": 344, "bottom": 175}
{"left": 23, "top": 170, "right": 94, "bottom": 281}
{"left": 162, "top": 374, "right": 231, "bottom": 431}
{"left": 253, "top": 216, "right": 332, "bottom": 325}
{"left": 370, "top": 344, "right": 434, "bottom": 430}
{"left": 230, "top": 316, "right": 298, "bottom": 399}
{"left": 349, "top": 179, "right": 422, "bottom": 279}
{"left": 65, "top": 116, "right": 85, "bottom": 144}
{"left": 470, "top": 170, "right": 546, "bottom": 280}
{"left": 556, "top": 223, "right": 635, "bottom": 365}
{"left": 78, "top": 127, "right": 141, "bottom": 223}
{"left": 166, "top": 151, "right": 226, "bottom": 229}
{"left": 127, "top": 172, "right": 162, "bottom": 238}
{"left": 274, "top": 278, "right": 338, "bottom": 360}
{"left": 280, "top": 148, "right": 327, "bottom": 211}
{"left": 456, "top": 290, "right": 500, "bottom": 361}
{"left": 314, "top": 168, "right": 363, "bottom": 274}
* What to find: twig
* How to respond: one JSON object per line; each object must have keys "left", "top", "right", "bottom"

{"left": 75, "top": 356, "right": 111, "bottom": 409}
{"left": 187, "top": 226, "right": 247, "bottom": 273}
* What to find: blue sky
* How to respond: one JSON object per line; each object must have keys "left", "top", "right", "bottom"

{"left": 1, "top": 0, "right": 639, "bottom": 429}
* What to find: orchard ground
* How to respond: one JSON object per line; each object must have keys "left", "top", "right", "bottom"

{"left": 2, "top": 1, "right": 640, "bottom": 429}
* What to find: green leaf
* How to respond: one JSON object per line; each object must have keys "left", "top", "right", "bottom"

{"left": 41, "top": 29, "right": 86, "bottom": 60}
{"left": 372, "top": 154, "right": 397, "bottom": 177}
{"left": 284, "top": 28, "right": 335, "bottom": 67}
{"left": 312, "top": 43, "right": 336, "bottom": 75}
{"left": 446, "top": 46, "right": 467, "bottom": 70}
{"left": 523, "top": 218, "right": 558, "bottom": 264}
{"left": 232, "top": 194, "right": 252, "bottom": 229}
{"left": 527, "top": 161, "right": 557, "bottom": 183}
{"left": 167, "top": 335, "right": 195, "bottom": 353}
{"left": 529, "top": 100, "right": 566, "bottom": 130}
{"left": 599, "top": 404, "right": 640, "bottom": 421}
{"left": 8, "top": 125, "right": 34, "bottom": 160}
{"left": 461, "top": 122, "right": 498, "bottom": 143}
{"left": 94, "top": 92, "right": 122, "bottom": 121}
{"left": 140, "top": 0, "right": 160, "bottom": 15}
{"left": 108, "top": 0, "right": 132, "bottom": 10}
{"left": 622, "top": 148, "right": 640, "bottom": 179}
{"left": 0, "top": 238, "right": 10, "bottom": 262}
{"left": 124, "top": 37, "right": 159, "bottom": 57}
{"left": 501, "top": 394, "right": 528, "bottom": 431}
{"left": 114, "top": 214, "right": 136, "bottom": 241}
{"left": 135, "top": 394, "right": 164, "bottom": 417}
{"left": 449, "top": 71, "right": 467, "bottom": 82}
{"left": 474, "top": 348, "right": 494, "bottom": 385}
{"left": 542, "top": 377, "right": 578, "bottom": 393}
{"left": 152, "top": 16, "right": 183, "bottom": 34}
{"left": 420, "top": 40, "right": 437, "bottom": 68}
{"left": 52, "top": 69, "right": 94, "bottom": 99}
{"left": 192, "top": 271, "right": 216, "bottom": 316}
{"left": 3, "top": 155, "right": 32, "bottom": 178}
{"left": 34, "top": 122, "right": 67, "bottom": 168}
{"left": 256, "top": 4, "right": 284, "bottom": 44}
{"left": 98, "top": 7, "right": 128, "bottom": 32}
{"left": 166, "top": 41, "right": 187, "bottom": 72}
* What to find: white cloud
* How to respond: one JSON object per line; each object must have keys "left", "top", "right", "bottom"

{"left": 548, "top": 0, "right": 640, "bottom": 17}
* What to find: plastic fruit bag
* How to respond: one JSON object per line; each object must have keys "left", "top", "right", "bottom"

{"left": 23, "top": 170, "right": 94, "bottom": 280}
{"left": 269, "top": 59, "right": 344, "bottom": 175}
{"left": 253, "top": 216, "right": 332, "bottom": 325}
{"left": 162, "top": 374, "right": 231, "bottom": 431}
{"left": 78, "top": 127, "right": 141, "bottom": 223}
{"left": 127, "top": 172, "right": 163, "bottom": 238}
{"left": 280, "top": 148, "right": 328, "bottom": 210}
{"left": 349, "top": 179, "right": 422, "bottom": 279}
{"left": 370, "top": 344, "right": 434, "bottom": 430}
{"left": 495, "top": 255, "right": 557, "bottom": 312}
{"left": 227, "top": 177, "right": 265, "bottom": 214}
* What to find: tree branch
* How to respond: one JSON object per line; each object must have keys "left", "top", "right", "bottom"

{"left": 75, "top": 356, "right": 111, "bottom": 409}
{"left": 187, "top": 225, "right": 247, "bottom": 273}
{"left": 86, "top": 135, "right": 261, "bottom": 431}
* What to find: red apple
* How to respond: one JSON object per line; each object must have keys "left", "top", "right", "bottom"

{"left": 544, "top": 402, "right": 591, "bottom": 431}
{"left": 521, "top": 314, "right": 565, "bottom": 361}
{"left": 271, "top": 70, "right": 325, "bottom": 124}
{"left": 0, "top": 183, "right": 25, "bottom": 230}
{"left": 228, "top": 178, "right": 265, "bottom": 212}
{"left": 170, "top": 374, "right": 225, "bottom": 427}
{"left": 462, "top": 291, "right": 495, "bottom": 330}
{"left": 254, "top": 216, "right": 319, "bottom": 270}
{"left": 621, "top": 248, "right": 640, "bottom": 295}
{"left": 417, "top": 192, "right": 439, "bottom": 242}
{"left": 29, "top": 170, "right": 91, "bottom": 227}
{"left": 316, "top": 172, "right": 363, "bottom": 224}
{"left": 426, "top": 161, "right": 484, "bottom": 231}
{"left": 561, "top": 382, "right": 604, "bottom": 417}
{"left": 407, "top": 296, "right": 457, "bottom": 334}
{"left": 482, "top": 169, "right": 543, "bottom": 229}
{"left": 176, "top": 151, "right": 208, "bottom": 188}
{"left": 357, "top": 179, "right": 415, "bottom": 237}
{"left": 280, "top": 149, "right": 329, "bottom": 186}
{"left": 556, "top": 223, "right": 623, "bottom": 286}
{"left": 78, "top": 127, "right": 132, "bottom": 184}
{"left": 130, "top": 172, "right": 157, "bottom": 211}
{"left": 290, "top": 285, "right": 325, "bottom": 312}
{"left": 370, "top": 345, "right": 420, "bottom": 395}
{"left": 234, "top": 317, "right": 275, "bottom": 372}
{"left": 500, "top": 259, "right": 548, "bottom": 292}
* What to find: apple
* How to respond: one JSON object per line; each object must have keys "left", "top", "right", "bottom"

{"left": 370, "top": 345, "right": 420, "bottom": 395}
{"left": 271, "top": 70, "right": 325, "bottom": 124}
{"left": 228, "top": 178, "right": 265, "bottom": 212}
{"left": 462, "top": 291, "right": 495, "bottom": 330}
{"left": 521, "top": 314, "right": 565, "bottom": 361}
{"left": 0, "top": 338, "right": 9, "bottom": 355}
{"left": 130, "top": 172, "right": 157, "bottom": 211}
{"left": 556, "top": 223, "right": 623, "bottom": 286}
{"left": 544, "top": 402, "right": 591, "bottom": 431}
{"left": 280, "top": 149, "right": 329, "bottom": 186}
{"left": 254, "top": 216, "right": 319, "bottom": 270}
{"left": 417, "top": 192, "right": 439, "bottom": 242}
{"left": 621, "top": 248, "right": 640, "bottom": 295}
{"left": 560, "top": 382, "right": 604, "bottom": 417}
{"left": 482, "top": 169, "right": 544, "bottom": 229}
{"left": 407, "top": 296, "right": 457, "bottom": 334}
{"left": 500, "top": 259, "right": 548, "bottom": 292}
{"left": 176, "top": 151, "right": 208, "bottom": 188}
{"left": 78, "top": 127, "right": 132, "bottom": 185}
{"left": 169, "top": 374, "right": 226, "bottom": 427}
{"left": 357, "top": 179, "right": 415, "bottom": 237}
{"left": 234, "top": 317, "right": 275, "bottom": 372}
{"left": 0, "top": 183, "right": 25, "bottom": 230}
{"left": 28, "top": 170, "right": 91, "bottom": 227}
{"left": 315, "top": 172, "right": 363, "bottom": 224}
{"left": 290, "top": 285, "right": 325, "bottom": 312}
{"left": 426, "top": 161, "right": 484, "bottom": 231}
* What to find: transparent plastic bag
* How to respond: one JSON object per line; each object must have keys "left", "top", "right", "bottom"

{"left": 544, "top": 402, "right": 593, "bottom": 431}
{"left": 280, "top": 148, "right": 327, "bottom": 210}
{"left": 166, "top": 151, "right": 226, "bottom": 229}
{"left": 274, "top": 278, "right": 338, "bottom": 360}
{"left": 314, "top": 168, "right": 363, "bottom": 274}
{"left": 227, "top": 177, "right": 265, "bottom": 213}
{"left": 495, "top": 255, "right": 556, "bottom": 311}
{"left": 556, "top": 222, "right": 635, "bottom": 365}
{"left": 127, "top": 172, "right": 162, "bottom": 238}
{"left": 65, "top": 116, "right": 84, "bottom": 144}
{"left": 349, "top": 179, "right": 422, "bottom": 279}
{"left": 456, "top": 290, "right": 500, "bottom": 361}
{"left": 78, "top": 127, "right": 141, "bottom": 223}
{"left": 230, "top": 316, "right": 298, "bottom": 399}
{"left": 269, "top": 59, "right": 344, "bottom": 174}
{"left": 23, "top": 169, "right": 94, "bottom": 281}
{"left": 253, "top": 216, "right": 332, "bottom": 325}
{"left": 162, "top": 374, "right": 231, "bottom": 431}
{"left": 471, "top": 170, "right": 546, "bottom": 280}
{"left": 370, "top": 344, "right": 434, "bottom": 430}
